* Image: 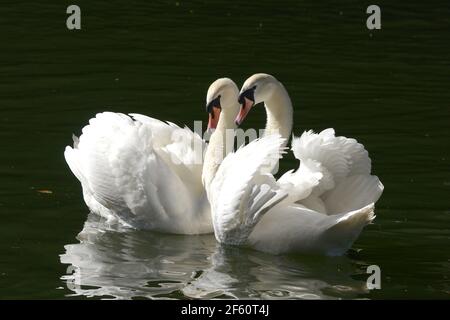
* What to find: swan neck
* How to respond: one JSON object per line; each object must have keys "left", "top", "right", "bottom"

{"left": 264, "top": 83, "right": 293, "bottom": 146}
{"left": 202, "top": 106, "right": 238, "bottom": 192}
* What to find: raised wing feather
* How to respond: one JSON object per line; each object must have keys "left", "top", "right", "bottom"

{"left": 130, "top": 113, "right": 206, "bottom": 198}
{"left": 209, "top": 134, "right": 288, "bottom": 245}
{"left": 283, "top": 128, "right": 373, "bottom": 202}
{"left": 64, "top": 112, "right": 211, "bottom": 234}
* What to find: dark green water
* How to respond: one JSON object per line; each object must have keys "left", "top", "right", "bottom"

{"left": 0, "top": 0, "right": 449, "bottom": 299}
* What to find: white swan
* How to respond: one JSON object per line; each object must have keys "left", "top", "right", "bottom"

{"left": 205, "top": 73, "right": 384, "bottom": 255}
{"left": 64, "top": 79, "right": 237, "bottom": 234}
{"left": 202, "top": 79, "right": 287, "bottom": 246}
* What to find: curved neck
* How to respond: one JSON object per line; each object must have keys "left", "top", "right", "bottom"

{"left": 202, "top": 106, "right": 239, "bottom": 193}
{"left": 263, "top": 83, "right": 293, "bottom": 146}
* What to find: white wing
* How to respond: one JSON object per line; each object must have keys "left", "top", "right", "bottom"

{"left": 209, "top": 134, "right": 288, "bottom": 245}
{"left": 243, "top": 128, "right": 383, "bottom": 255}
{"left": 130, "top": 113, "right": 206, "bottom": 198}
{"left": 64, "top": 112, "right": 211, "bottom": 234}
{"left": 278, "top": 128, "right": 383, "bottom": 214}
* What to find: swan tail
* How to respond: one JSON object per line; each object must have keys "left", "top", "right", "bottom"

{"left": 64, "top": 134, "right": 122, "bottom": 223}
{"left": 320, "top": 203, "right": 375, "bottom": 256}
{"left": 64, "top": 144, "right": 85, "bottom": 185}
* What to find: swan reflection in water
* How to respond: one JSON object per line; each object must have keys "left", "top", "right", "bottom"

{"left": 60, "top": 213, "right": 371, "bottom": 299}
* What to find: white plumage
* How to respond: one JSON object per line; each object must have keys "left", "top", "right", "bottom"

{"left": 65, "top": 75, "right": 384, "bottom": 256}
{"left": 247, "top": 129, "right": 383, "bottom": 255}
{"left": 65, "top": 112, "right": 212, "bottom": 234}
{"left": 204, "top": 74, "right": 384, "bottom": 255}
{"left": 208, "top": 134, "right": 288, "bottom": 245}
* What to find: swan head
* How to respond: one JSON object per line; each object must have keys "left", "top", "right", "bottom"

{"left": 236, "top": 73, "right": 279, "bottom": 125}
{"left": 206, "top": 78, "right": 239, "bottom": 130}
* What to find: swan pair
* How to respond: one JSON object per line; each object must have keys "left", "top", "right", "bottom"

{"left": 65, "top": 74, "right": 383, "bottom": 255}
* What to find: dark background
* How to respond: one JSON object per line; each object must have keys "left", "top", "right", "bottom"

{"left": 0, "top": 0, "right": 449, "bottom": 299}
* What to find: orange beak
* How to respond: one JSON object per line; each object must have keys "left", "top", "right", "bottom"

{"left": 207, "top": 106, "right": 221, "bottom": 130}
{"left": 235, "top": 97, "right": 254, "bottom": 126}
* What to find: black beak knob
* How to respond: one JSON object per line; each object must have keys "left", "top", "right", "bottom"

{"left": 238, "top": 87, "right": 255, "bottom": 105}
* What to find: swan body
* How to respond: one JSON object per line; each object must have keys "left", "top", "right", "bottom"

{"left": 248, "top": 130, "right": 382, "bottom": 255}
{"left": 206, "top": 74, "right": 384, "bottom": 255}
{"left": 65, "top": 111, "right": 212, "bottom": 234}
